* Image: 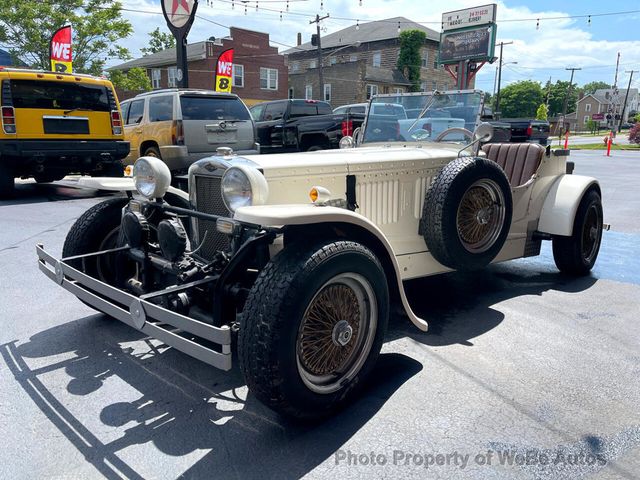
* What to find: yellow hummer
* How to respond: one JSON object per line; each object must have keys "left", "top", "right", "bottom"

{"left": 0, "top": 67, "right": 129, "bottom": 196}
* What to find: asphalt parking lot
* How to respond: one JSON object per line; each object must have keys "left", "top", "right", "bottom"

{"left": 1, "top": 150, "right": 639, "bottom": 479}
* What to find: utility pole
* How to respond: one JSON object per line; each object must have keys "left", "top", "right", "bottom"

{"left": 618, "top": 70, "right": 637, "bottom": 132}
{"left": 560, "top": 67, "right": 581, "bottom": 134}
{"left": 494, "top": 41, "right": 513, "bottom": 120}
{"left": 613, "top": 52, "right": 621, "bottom": 87}
{"left": 310, "top": 13, "right": 329, "bottom": 100}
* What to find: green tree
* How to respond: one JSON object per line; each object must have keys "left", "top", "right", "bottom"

{"left": 108, "top": 67, "right": 151, "bottom": 92}
{"left": 498, "top": 80, "right": 544, "bottom": 118}
{"left": 585, "top": 119, "right": 598, "bottom": 134}
{"left": 535, "top": 103, "right": 548, "bottom": 120}
{"left": 580, "top": 81, "right": 610, "bottom": 95}
{"left": 397, "top": 30, "right": 426, "bottom": 92}
{"left": 546, "top": 80, "right": 579, "bottom": 117}
{"left": 140, "top": 28, "right": 175, "bottom": 56}
{"left": 0, "top": 0, "right": 133, "bottom": 75}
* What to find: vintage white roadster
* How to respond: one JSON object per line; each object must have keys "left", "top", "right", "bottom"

{"left": 37, "top": 90, "right": 603, "bottom": 419}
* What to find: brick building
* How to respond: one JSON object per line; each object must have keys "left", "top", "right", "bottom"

{"left": 108, "top": 27, "right": 288, "bottom": 105}
{"left": 283, "top": 17, "right": 461, "bottom": 107}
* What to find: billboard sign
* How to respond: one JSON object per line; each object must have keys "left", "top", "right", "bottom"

{"left": 439, "top": 24, "right": 496, "bottom": 64}
{"left": 591, "top": 113, "right": 605, "bottom": 120}
{"left": 442, "top": 4, "right": 497, "bottom": 32}
{"left": 215, "top": 48, "right": 234, "bottom": 93}
{"left": 50, "top": 25, "right": 72, "bottom": 73}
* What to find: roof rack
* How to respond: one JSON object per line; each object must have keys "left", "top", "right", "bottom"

{"left": 0, "top": 66, "right": 105, "bottom": 80}
{"left": 134, "top": 88, "right": 237, "bottom": 97}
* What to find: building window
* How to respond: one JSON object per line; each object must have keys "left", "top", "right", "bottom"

{"left": 324, "top": 84, "right": 331, "bottom": 102}
{"left": 167, "top": 66, "right": 177, "bottom": 87}
{"left": 584, "top": 115, "right": 590, "bottom": 125}
{"left": 291, "top": 61, "right": 300, "bottom": 72}
{"left": 329, "top": 56, "right": 337, "bottom": 65}
{"left": 394, "top": 87, "right": 404, "bottom": 94}
{"left": 349, "top": 54, "right": 358, "bottom": 62}
{"left": 366, "top": 84, "right": 378, "bottom": 100}
{"left": 372, "top": 52, "right": 381, "bottom": 67}
{"left": 151, "top": 68, "right": 161, "bottom": 89}
{"left": 305, "top": 84, "right": 313, "bottom": 100}
{"left": 260, "top": 67, "right": 278, "bottom": 90}
{"left": 432, "top": 80, "right": 437, "bottom": 90}
{"left": 288, "top": 87, "right": 294, "bottom": 99}
{"left": 309, "top": 59, "right": 317, "bottom": 69}
{"left": 232, "top": 64, "right": 244, "bottom": 87}
{"left": 585, "top": 103, "right": 591, "bottom": 113}
{"left": 420, "top": 81, "right": 427, "bottom": 92}
{"left": 422, "top": 51, "right": 428, "bottom": 68}
{"left": 433, "top": 61, "right": 439, "bottom": 69}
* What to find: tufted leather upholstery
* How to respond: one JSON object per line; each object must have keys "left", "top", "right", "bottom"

{"left": 481, "top": 143, "right": 546, "bottom": 187}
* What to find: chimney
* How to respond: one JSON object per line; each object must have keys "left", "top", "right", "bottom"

{"left": 297, "top": 32, "right": 302, "bottom": 46}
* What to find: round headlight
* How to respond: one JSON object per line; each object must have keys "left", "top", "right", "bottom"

{"left": 221, "top": 165, "right": 269, "bottom": 213}
{"left": 133, "top": 156, "right": 171, "bottom": 199}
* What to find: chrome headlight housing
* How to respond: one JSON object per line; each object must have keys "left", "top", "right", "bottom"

{"left": 133, "top": 157, "right": 171, "bottom": 199}
{"left": 221, "top": 165, "right": 269, "bottom": 213}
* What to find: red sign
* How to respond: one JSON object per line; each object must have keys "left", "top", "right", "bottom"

{"left": 215, "top": 48, "right": 234, "bottom": 93}
{"left": 591, "top": 113, "right": 604, "bottom": 120}
{"left": 50, "top": 25, "right": 72, "bottom": 73}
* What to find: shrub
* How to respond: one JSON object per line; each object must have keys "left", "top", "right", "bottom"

{"left": 629, "top": 123, "right": 640, "bottom": 144}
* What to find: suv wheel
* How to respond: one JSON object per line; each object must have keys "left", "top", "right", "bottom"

{"left": 143, "top": 146, "right": 161, "bottom": 159}
{"left": 0, "top": 163, "right": 15, "bottom": 198}
{"left": 239, "top": 240, "right": 389, "bottom": 420}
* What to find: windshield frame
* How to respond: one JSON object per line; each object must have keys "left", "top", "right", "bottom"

{"left": 359, "top": 89, "right": 485, "bottom": 146}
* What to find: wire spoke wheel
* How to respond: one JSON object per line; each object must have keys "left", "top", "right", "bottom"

{"left": 456, "top": 179, "right": 506, "bottom": 254}
{"left": 296, "top": 273, "right": 377, "bottom": 394}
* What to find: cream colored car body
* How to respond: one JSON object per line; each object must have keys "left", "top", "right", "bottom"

{"left": 209, "top": 143, "right": 598, "bottom": 331}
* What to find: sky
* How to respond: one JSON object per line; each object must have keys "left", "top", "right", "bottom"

{"left": 116, "top": 0, "right": 640, "bottom": 92}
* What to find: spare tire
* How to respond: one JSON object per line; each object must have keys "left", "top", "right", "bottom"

{"left": 421, "top": 157, "right": 512, "bottom": 271}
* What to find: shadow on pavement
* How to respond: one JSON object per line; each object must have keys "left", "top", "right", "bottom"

{"left": 1, "top": 315, "right": 422, "bottom": 479}
{"left": 391, "top": 259, "right": 598, "bottom": 347}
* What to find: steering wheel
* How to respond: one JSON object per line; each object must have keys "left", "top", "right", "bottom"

{"left": 434, "top": 127, "right": 474, "bottom": 143}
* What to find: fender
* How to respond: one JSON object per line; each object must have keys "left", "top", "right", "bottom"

{"left": 234, "top": 204, "right": 430, "bottom": 332}
{"left": 76, "top": 176, "right": 189, "bottom": 201}
{"left": 537, "top": 174, "right": 600, "bottom": 236}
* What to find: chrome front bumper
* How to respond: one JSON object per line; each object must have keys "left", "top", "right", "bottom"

{"left": 36, "top": 244, "right": 232, "bottom": 371}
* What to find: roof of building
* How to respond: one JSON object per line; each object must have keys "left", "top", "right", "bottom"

{"left": 591, "top": 88, "right": 639, "bottom": 104}
{"left": 108, "top": 42, "right": 210, "bottom": 71}
{"left": 283, "top": 16, "right": 439, "bottom": 55}
{"left": 364, "top": 66, "right": 412, "bottom": 85}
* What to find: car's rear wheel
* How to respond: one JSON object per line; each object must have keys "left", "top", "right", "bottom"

{"left": 143, "top": 146, "right": 161, "bottom": 159}
{"left": 34, "top": 173, "right": 66, "bottom": 183}
{"left": 0, "top": 163, "right": 15, "bottom": 198}
{"left": 239, "top": 240, "right": 389, "bottom": 420}
{"left": 552, "top": 189, "right": 603, "bottom": 275}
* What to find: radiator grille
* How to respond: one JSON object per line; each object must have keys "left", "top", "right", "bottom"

{"left": 356, "top": 179, "right": 400, "bottom": 225}
{"left": 194, "top": 175, "right": 230, "bottom": 260}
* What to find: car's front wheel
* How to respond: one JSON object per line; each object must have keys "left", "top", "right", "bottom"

{"left": 0, "top": 163, "right": 15, "bottom": 198}
{"left": 552, "top": 189, "right": 603, "bottom": 275}
{"left": 239, "top": 240, "right": 389, "bottom": 420}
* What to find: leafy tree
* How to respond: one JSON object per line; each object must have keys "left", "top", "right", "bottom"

{"left": 140, "top": 28, "right": 176, "bottom": 56}
{"left": 535, "top": 103, "right": 548, "bottom": 121}
{"left": 581, "top": 81, "right": 610, "bottom": 95}
{"left": 545, "top": 80, "right": 579, "bottom": 117}
{"left": 498, "top": 80, "right": 544, "bottom": 118}
{"left": 0, "top": 0, "right": 133, "bottom": 75}
{"left": 397, "top": 30, "right": 426, "bottom": 92}
{"left": 585, "top": 119, "right": 598, "bottom": 134}
{"left": 108, "top": 67, "right": 151, "bottom": 92}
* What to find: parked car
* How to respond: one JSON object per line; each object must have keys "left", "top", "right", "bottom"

{"left": 38, "top": 90, "right": 603, "bottom": 420}
{"left": 333, "top": 103, "right": 367, "bottom": 115}
{"left": 500, "top": 118, "right": 550, "bottom": 145}
{"left": 0, "top": 67, "right": 129, "bottom": 197}
{"left": 119, "top": 88, "right": 258, "bottom": 172}
{"left": 249, "top": 99, "right": 365, "bottom": 153}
